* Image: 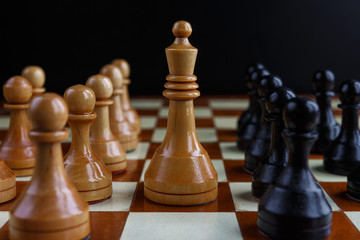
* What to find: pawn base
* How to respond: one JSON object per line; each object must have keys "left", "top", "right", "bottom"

{"left": 257, "top": 213, "right": 331, "bottom": 240}
{"left": 9, "top": 220, "right": 90, "bottom": 240}
{"left": 79, "top": 184, "right": 112, "bottom": 203}
{"left": 0, "top": 184, "right": 16, "bottom": 203}
{"left": 323, "top": 158, "right": 359, "bottom": 176}
{"left": 144, "top": 186, "right": 218, "bottom": 206}
{"left": 13, "top": 167, "right": 34, "bottom": 177}
{"left": 106, "top": 161, "right": 127, "bottom": 175}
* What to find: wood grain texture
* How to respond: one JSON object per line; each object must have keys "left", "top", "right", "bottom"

{"left": 0, "top": 76, "right": 35, "bottom": 176}
{"left": 9, "top": 93, "right": 90, "bottom": 240}
{"left": 111, "top": 59, "right": 141, "bottom": 134}
{"left": 144, "top": 21, "right": 218, "bottom": 206}
{"left": 63, "top": 85, "right": 113, "bottom": 203}
{"left": 100, "top": 64, "right": 138, "bottom": 151}
{"left": 86, "top": 75, "right": 127, "bottom": 174}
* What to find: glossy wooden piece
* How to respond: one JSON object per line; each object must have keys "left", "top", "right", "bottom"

{"left": 0, "top": 76, "right": 35, "bottom": 176}
{"left": 63, "top": 85, "right": 112, "bottom": 203}
{"left": 244, "top": 75, "right": 281, "bottom": 173}
{"left": 324, "top": 79, "right": 360, "bottom": 175}
{"left": 9, "top": 93, "right": 90, "bottom": 240}
{"left": 258, "top": 97, "right": 332, "bottom": 240}
{"left": 111, "top": 59, "right": 141, "bottom": 134}
{"left": 237, "top": 63, "right": 266, "bottom": 150}
{"left": 144, "top": 21, "right": 218, "bottom": 206}
{"left": 311, "top": 70, "right": 340, "bottom": 154}
{"left": 21, "top": 66, "right": 46, "bottom": 98}
{"left": 100, "top": 64, "right": 138, "bottom": 151}
{"left": 252, "top": 87, "right": 295, "bottom": 199}
{"left": 86, "top": 74, "right": 127, "bottom": 174}
{"left": 0, "top": 159, "right": 16, "bottom": 203}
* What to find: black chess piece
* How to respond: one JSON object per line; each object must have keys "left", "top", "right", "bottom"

{"left": 311, "top": 70, "right": 340, "bottom": 154}
{"left": 237, "top": 63, "right": 266, "bottom": 151}
{"left": 244, "top": 75, "right": 282, "bottom": 173}
{"left": 257, "top": 97, "right": 332, "bottom": 240}
{"left": 323, "top": 79, "right": 360, "bottom": 175}
{"left": 237, "top": 68, "right": 270, "bottom": 151}
{"left": 252, "top": 87, "right": 296, "bottom": 199}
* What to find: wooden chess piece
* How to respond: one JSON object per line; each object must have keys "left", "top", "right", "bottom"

{"left": 0, "top": 76, "right": 36, "bottom": 176}
{"left": 311, "top": 70, "right": 340, "bottom": 154}
{"left": 9, "top": 93, "right": 91, "bottom": 240}
{"left": 324, "top": 79, "right": 360, "bottom": 175}
{"left": 237, "top": 67, "right": 269, "bottom": 150}
{"left": 244, "top": 75, "right": 282, "bottom": 173}
{"left": 0, "top": 158, "right": 16, "bottom": 203}
{"left": 63, "top": 84, "right": 113, "bottom": 203}
{"left": 252, "top": 87, "right": 295, "bottom": 199}
{"left": 111, "top": 59, "right": 141, "bottom": 134}
{"left": 21, "top": 65, "right": 46, "bottom": 98}
{"left": 144, "top": 20, "right": 218, "bottom": 206}
{"left": 99, "top": 64, "right": 138, "bottom": 152}
{"left": 257, "top": 97, "right": 332, "bottom": 240}
{"left": 86, "top": 74, "right": 127, "bottom": 175}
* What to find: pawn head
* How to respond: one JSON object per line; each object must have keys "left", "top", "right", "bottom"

{"left": 312, "top": 70, "right": 335, "bottom": 92}
{"left": 29, "top": 93, "right": 68, "bottom": 131}
{"left": 3, "top": 76, "right": 32, "bottom": 104}
{"left": 246, "top": 62, "right": 266, "bottom": 75}
{"left": 267, "top": 87, "right": 296, "bottom": 115}
{"left": 100, "top": 64, "right": 123, "bottom": 89}
{"left": 339, "top": 79, "right": 360, "bottom": 105}
{"left": 64, "top": 84, "right": 95, "bottom": 114}
{"left": 86, "top": 74, "right": 113, "bottom": 100}
{"left": 172, "top": 20, "right": 192, "bottom": 38}
{"left": 21, "top": 65, "right": 46, "bottom": 88}
{"left": 245, "top": 69, "right": 270, "bottom": 90}
{"left": 258, "top": 75, "right": 283, "bottom": 98}
{"left": 111, "top": 59, "right": 130, "bottom": 79}
{"left": 283, "top": 97, "right": 319, "bottom": 133}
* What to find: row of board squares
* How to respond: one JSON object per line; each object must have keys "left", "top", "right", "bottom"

{"left": 0, "top": 96, "right": 359, "bottom": 239}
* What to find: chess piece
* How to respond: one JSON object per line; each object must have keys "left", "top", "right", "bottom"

{"left": 0, "top": 76, "right": 36, "bottom": 176}
{"left": 244, "top": 75, "right": 282, "bottom": 173}
{"left": 111, "top": 59, "right": 141, "bottom": 134}
{"left": 144, "top": 20, "right": 218, "bottom": 206}
{"left": 9, "top": 93, "right": 91, "bottom": 240}
{"left": 257, "top": 97, "right": 332, "bottom": 240}
{"left": 63, "top": 84, "right": 112, "bottom": 203}
{"left": 237, "top": 64, "right": 268, "bottom": 150}
{"left": 100, "top": 64, "right": 138, "bottom": 152}
{"left": 86, "top": 74, "right": 127, "bottom": 174}
{"left": 0, "top": 158, "right": 16, "bottom": 203}
{"left": 324, "top": 79, "right": 360, "bottom": 175}
{"left": 21, "top": 65, "right": 46, "bottom": 98}
{"left": 252, "top": 87, "right": 295, "bottom": 199}
{"left": 311, "top": 70, "right": 340, "bottom": 154}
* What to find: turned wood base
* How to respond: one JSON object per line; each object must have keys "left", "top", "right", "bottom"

{"left": 79, "top": 184, "right": 112, "bottom": 203}
{"left": 0, "top": 184, "right": 16, "bottom": 203}
{"left": 106, "top": 161, "right": 127, "bottom": 175}
{"left": 12, "top": 167, "right": 34, "bottom": 177}
{"left": 144, "top": 186, "right": 218, "bottom": 206}
{"left": 120, "top": 135, "right": 138, "bottom": 152}
{"left": 9, "top": 219, "right": 90, "bottom": 240}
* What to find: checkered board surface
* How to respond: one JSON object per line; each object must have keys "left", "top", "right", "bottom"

{"left": 0, "top": 95, "right": 359, "bottom": 240}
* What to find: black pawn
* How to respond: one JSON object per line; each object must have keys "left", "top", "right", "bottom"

{"left": 324, "top": 79, "right": 360, "bottom": 175}
{"left": 257, "top": 97, "right": 332, "bottom": 240}
{"left": 237, "top": 63, "right": 266, "bottom": 151}
{"left": 244, "top": 75, "right": 282, "bottom": 173}
{"left": 252, "top": 87, "right": 296, "bottom": 199}
{"left": 237, "top": 68, "right": 270, "bottom": 150}
{"left": 311, "top": 70, "right": 340, "bottom": 154}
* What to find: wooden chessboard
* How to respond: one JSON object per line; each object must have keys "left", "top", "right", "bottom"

{"left": 0, "top": 95, "right": 359, "bottom": 240}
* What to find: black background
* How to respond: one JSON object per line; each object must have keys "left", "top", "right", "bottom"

{"left": 2, "top": 0, "right": 360, "bottom": 97}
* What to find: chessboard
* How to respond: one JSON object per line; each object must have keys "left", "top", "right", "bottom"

{"left": 0, "top": 95, "right": 359, "bottom": 240}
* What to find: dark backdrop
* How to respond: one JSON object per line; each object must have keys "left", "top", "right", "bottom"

{"left": 2, "top": 0, "right": 360, "bottom": 97}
